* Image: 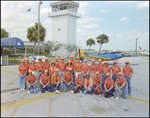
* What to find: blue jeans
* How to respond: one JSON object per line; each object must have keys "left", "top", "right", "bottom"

{"left": 36, "top": 72, "right": 44, "bottom": 89}
{"left": 112, "top": 75, "right": 118, "bottom": 84}
{"left": 50, "top": 83, "right": 60, "bottom": 92}
{"left": 19, "top": 75, "right": 26, "bottom": 89}
{"left": 84, "top": 86, "right": 94, "bottom": 94}
{"left": 63, "top": 81, "right": 75, "bottom": 92}
{"left": 105, "top": 89, "right": 114, "bottom": 98}
{"left": 124, "top": 76, "right": 131, "bottom": 94}
{"left": 28, "top": 84, "right": 37, "bottom": 94}
{"left": 72, "top": 72, "right": 75, "bottom": 82}
{"left": 40, "top": 85, "right": 50, "bottom": 93}
{"left": 82, "top": 73, "right": 86, "bottom": 80}
{"left": 59, "top": 71, "right": 65, "bottom": 83}
{"left": 115, "top": 85, "right": 127, "bottom": 99}
{"left": 102, "top": 74, "right": 107, "bottom": 90}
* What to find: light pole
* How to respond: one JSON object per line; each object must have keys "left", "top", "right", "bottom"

{"left": 136, "top": 38, "right": 138, "bottom": 57}
{"left": 27, "top": 1, "right": 43, "bottom": 56}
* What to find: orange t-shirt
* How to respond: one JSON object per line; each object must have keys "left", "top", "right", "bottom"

{"left": 49, "top": 66, "right": 57, "bottom": 76}
{"left": 81, "top": 64, "right": 90, "bottom": 73}
{"left": 51, "top": 73, "right": 61, "bottom": 85}
{"left": 75, "top": 77, "right": 84, "bottom": 86}
{"left": 116, "top": 77, "right": 127, "bottom": 87}
{"left": 36, "top": 62, "right": 45, "bottom": 72}
{"left": 24, "top": 63, "right": 31, "bottom": 71}
{"left": 97, "top": 64, "right": 103, "bottom": 73}
{"left": 58, "top": 62, "right": 66, "bottom": 71}
{"left": 93, "top": 76, "right": 102, "bottom": 85}
{"left": 90, "top": 64, "right": 97, "bottom": 73}
{"left": 104, "top": 78, "right": 115, "bottom": 89}
{"left": 65, "top": 65, "right": 74, "bottom": 73}
{"left": 26, "top": 75, "right": 38, "bottom": 84}
{"left": 122, "top": 66, "right": 134, "bottom": 77}
{"left": 71, "top": 60, "right": 76, "bottom": 67}
{"left": 40, "top": 74, "right": 50, "bottom": 85}
{"left": 29, "top": 64, "right": 36, "bottom": 71}
{"left": 112, "top": 65, "right": 121, "bottom": 76}
{"left": 102, "top": 66, "right": 111, "bottom": 75}
{"left": 44, "top": 62, "right": 50, "bottom": 71}
{"left": 18, "top": 64, "right": 27, "bottom": 75}
{"left": 74, "top": 62, "right": 82, "bottom": 72}
{"left": 63, "top": 72, "right": 73, "bottom": 82}
{"left": 55, "top": 61, "right": 59, "bottom": 68}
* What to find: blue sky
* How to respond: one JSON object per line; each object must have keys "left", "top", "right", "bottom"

{"left": 1, "top": 1, "right": 149, "bottom": 51}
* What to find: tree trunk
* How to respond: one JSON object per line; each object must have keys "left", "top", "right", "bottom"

{"left": 89, "top": 45, "right": 91, "bottom": 54}
{"left": 34, "top": 41, "right": 36, "bottom": 55}
{"left": 99, "top": 43, "right": 102, "bottom": 55}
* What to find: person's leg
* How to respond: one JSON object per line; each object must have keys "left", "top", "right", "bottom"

{"left": 105, "top": 92, "right": 109, "bottom": 98}
{"left": 63, "top": 82, "right": 67, "bottom": 92}
{"left": 121, "top": 87, "right": 127, "bottom": 99}
{"left": 84, "top": 89, "right": 88, "bottom": 94}
{"left": 74, "top": 86, "right": 79, "bottom": 93}
{"left": 22, "top": 76, "right": 26, "bottom": 89}
{"left": 33, "top": 85, "right": 37, "bottom": 94}
{"left": 40, "top": 85, "right": 45, "bottom": 93}
{"left": 28, "top": 85, "right": 31, "bottom": 91}
{"left": 97, "top": 87, "right": 101, "bottom": 95}
{"left": 125, "top": 76, "right": 131, "bottom": 95}
{"left": 102, "top": 74, "right": 106, "bottom": 90}
{"left": 88, "top": 86, "right": 93, "bottom": 94}
{"left": 50, "top": 84, "right": 55, "bottom": 92}
{"left": 56, "top": 83, "right": 60, "bottom": 90}
{"left": 36, "top": 72, "right": 40, "bottom": 89}
{"left": 115, "top": 85, "right": 120, "bottom": 98}
{"left": 19, "top": 76, "right": 23, "bottom": 89}
{"left": 108, "top": 89, "right": 114, "bottom": 97}
{"left": 71, "top": 82, "right": 75, "bottom": 91}
{"left": 45, "top": 85, "right": 50, "bottom": 91}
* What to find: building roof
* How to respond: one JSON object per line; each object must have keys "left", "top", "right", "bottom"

{"left": 1, "top": 37, "right": 24, "bottom": 48}
{"left": 50, "top": 1, "right": 79, "bottom": 7}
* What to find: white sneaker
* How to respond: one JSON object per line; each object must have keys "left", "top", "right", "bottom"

{"left": 56, "top": 90, "right": 60, "bottom": 94}
{"left": 28, "top": 91, "right": 30, "bottom": 93}
{"left": 99, "top": 95, "right": 102, "bottom": 98}
{"left": 115, "top": 97, "right": 119, "bottom": 101}
{"left": 111, "top": 96, "right": 113, "bottom": 99}
{"left": 20, "top": 89, "right": 22, "bottom": 91}
{"left": 45, "top": 91, "right": 47, "bottom": 93}
{"left": 71, "top": 90, "right": 74, "bottom": 94}
{"left": 23, "top": 88, "right": 25, "bottom": 91}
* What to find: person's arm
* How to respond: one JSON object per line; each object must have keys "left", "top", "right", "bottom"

{"left": 63, "top": 74, "right": 68, "bottom": 84}
{"left": 119, "top": 82, "right": 125, "bottom": 89}
{"left": 88, "top": 79, "right": 93, "bottom": 88}
{"left": 115, "top": 83, "right": 121, "bottom": 92}
{"left": 107, "top": 85, "right": 113, "bottom": 92}
{"left": 23, "top": 70, "right": 27, "bottom": 76}
{"left": 104, "top": 85, "right": 108, "bottom": 92}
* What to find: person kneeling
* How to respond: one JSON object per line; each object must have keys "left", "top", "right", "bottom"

{"left": 104, "top": 73, "right": 115, "bottom": 99}
{"left": 26, "top": 70, "right": 38, "bottom": 94}
{"left": 93, "top": 71, "right": 102, "bottom": 97}
{"left": 84, "top": 73, "right": 94, "bottom": 94}
{"left": 74, "top": 72, "right": 84, "bottom": 93}
{"left": 40, "top": 70, "right": 50, "bottom": 93}
{"left": 50, "top": 69, "right": 61, "bottom": 94}
{"left": 115, "top": 72, "right": 128, "bottom": 101}
{"left": 63, "top": 68, "right": 75, "bottom": 93}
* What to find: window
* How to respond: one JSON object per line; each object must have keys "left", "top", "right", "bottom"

{"left": 52, "top": 6, "right": 56, "bottom": 12}
{"left": 55, "top": 5, "right": 59, "bottom": 11}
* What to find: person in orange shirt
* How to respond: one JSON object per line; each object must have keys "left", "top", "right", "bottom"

{"left": 122, "top": 61, "right": 134, "bottom": 97}
{"left": 44, "top": 57, "right": 50, "bottom": 75}
{"left": 55, "top": 56, "right": 59, "bottom": 68}
{"left": 89, "top": 59, "right": 97, "bottom": 78}
{"left": 24, "top": 57, "right": 30, "bottom": 76}
{"left": 65, "top": 60, "right": 74, "bottom": 73}
{"left": 50, "top": 69, "right": 61, "bottom": 93}
{"left": 74, "top": 72, "right": 84, "bottom": 93}
{"left": 40, "top": 70, "right": 50, "bottom": 93}
{"left": 115, "top": 72, "right": 128, "bottom": 101}
{"left": 84, "top": 72, "right": 94, "bottom": 94}
{"left": 26, "top": 69, "right": 38, "bottom": 94}
{"left": 111, "top": 60, "right": 121, "bottom": 83}
{"left": 29, "top": 59, "right": 36, "bottom": 75}
{"left": 18, "top": 59, "right": 27, "bottom": 91}
{"left": 102, "top": 61, "right": 111, "bottom": 91}
{"left": 49, "top": 61, "right": 57, "bottom": 81}
{"left": 93, "top": 71, "right": 102, "bottom": 97}
{"left": 81, "top": 59, "right": 90, "bottom": 80}
{"left": 104, "top": 73, "right": 115, "bottom": 99}
{"left": 97, "top": 59, "right": 103, "bottom": 77}
{"left": 63, "top": 68, "right": 75, "bottom": 93}
{"left": 74, "top": 57, "right": 82, "bottom": 79}
{"left": 36, "top": 57, "right": 45, "bottom": 90}
{"left": 70, "top": 55, "right": 76, "bottom": 82}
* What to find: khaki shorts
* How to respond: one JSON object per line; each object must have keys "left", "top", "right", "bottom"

{"left": 90, "top": 72, "right": 96, "bottom": 79}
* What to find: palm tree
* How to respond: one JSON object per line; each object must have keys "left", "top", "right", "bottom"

{"left": 1, "top": 28, "right": 9, "bottom": 38}
{"left": 86, "top": 38, "right": 95, "bottom": 53}
{"left": 96, "top": 34, "right": 109, "bottom": 54}
{"left": 27, "top": 22, "right": 46, "bottom": 55}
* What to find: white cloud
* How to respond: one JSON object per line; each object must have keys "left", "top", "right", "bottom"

{"left": 78, "top": 2, "right": 90, "bottom": 15}
{"left": 84, "top": 24, "right": 100, "bottom": 29}
{"left": 77, "top": 17, "right": 102, "bottom": 24}
{"left": 99, "top": 10, "right": 109, "bottom": 13}
{"left": 120, "top": 17, "right": 129, "bottom": 23}
{"left": 142, "top": 14, "right": 149, "bottom": 19}
{"left": 137, "top": 1, "right": 149, "bottom": 9}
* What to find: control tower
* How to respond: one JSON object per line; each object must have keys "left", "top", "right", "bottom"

{"left": 48, "top": 1, "right": 81, "bottom": 57}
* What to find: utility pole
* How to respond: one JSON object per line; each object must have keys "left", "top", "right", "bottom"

{"left": 136, "top": 38, "right": 138, "bottom": 57}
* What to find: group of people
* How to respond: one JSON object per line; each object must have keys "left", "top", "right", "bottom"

{"left": 18, "top": 55, "right": 134, "bottom": 101}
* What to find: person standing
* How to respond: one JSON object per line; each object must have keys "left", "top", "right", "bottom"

{"left": 97, "top": 59, "right": 103, "bottom": 77}
{"left": 84, "top": 72, "right": 94, "bottom": 94}
{"left": 24, "top": 57, "right": 30, "bottom": 76}
{"left": 89, "top": 59, "right": 97, "bottom": 78}
{"left": 70, "top": 55, "right": 76, "bottom": 82}
{"left": 26, "top": 69, "right": 38, "bottom": 94}
{"left": 81, "top": 59, "right": 90, "bottom": 80}
{"left": 74, "top": 72, "right": 84, "bottom": 93}
{"left": 44, "top": 57, "right": 50, "bottom": 75}
{"left": 65, "top": 60, "right": 74, "bottom": 73}
{"left": 74, "top": 57, "right": 82, "bottom": 79}
{"left": 36, "top": 57, "right": 45, "bottom": 90}
{"left": 122, "top": 61, "right": 134, "bottom": 97}
{"left": 93, "top": 71, "right": 102, "bottom": 97}
{"left": 50, "top": 69, "right": 61, "bottom": 93}
{"left": 40, "top": 70, "right": 50, "bottom": 93}
{"left": 63, "top": 68, "right": 75, "bottom": 93}
{"left": 102, "top": 61, "right": 111, "bottom": 91}
{"left": 115, "top": 72, "right": 128, "bottom": 101}
{"left": 104, "top": 73, "right": 115, "bottom": 99}
{"left": 111, "top": 60, "right": 121, "bottom": 83}
{"left": 29, "top": 59, "right": 36, "bottom": 75}
{"left": 55, "top": 56, "right": 59, "bottom": 68}
{"left": 49, "top": 61, "right": 57, "bottom": 83}
{"left": 18, "top": 59, "right": 27, "bottom": 91}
